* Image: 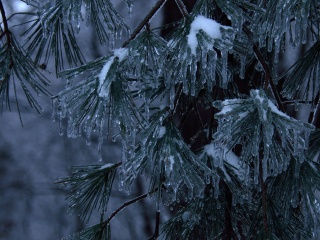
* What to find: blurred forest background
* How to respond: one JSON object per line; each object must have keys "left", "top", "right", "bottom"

{"left": 0, "top": 0, "right": 311, "bottom": 239}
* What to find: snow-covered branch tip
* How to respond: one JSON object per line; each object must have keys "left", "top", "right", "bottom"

{"left": 187, "top": 15, "right": 232, "bottom": 55}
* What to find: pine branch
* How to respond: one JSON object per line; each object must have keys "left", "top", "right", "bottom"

{"left": 242, "top": 26, "right": 285, "bottom": 112}
{"left": 122, "top": 0, "right": 167, "bottom": 47}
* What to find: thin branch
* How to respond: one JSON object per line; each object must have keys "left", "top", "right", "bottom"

{"left": 0, "top": 12, "right": 35, "bottom": 24}
{"left": 122, "top": 0, "right": 167, "bottom": 47}
{"left": 105, "top": 188, "right": 158, "bottom": 224}
{"left": 174, "top": 0, "right": 189, "bottom": 17}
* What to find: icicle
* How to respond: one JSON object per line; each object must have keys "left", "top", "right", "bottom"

{"left": 213, "top": 176, "right": 219, "bottom": 199}
{"left": 51, "top": 98, "right": 57, "bottom": 122}
{"left": 291, "top": 187, "right": 299, "bottom": 208}
{"left": 187, "top": 187, "right": 193, "bottom": 200}
{"left": 284, "top": 206, "right": 290, "bottom": 225}
{"left": 294, "top": 17, "right": 301, "bottom": 44}
{"left": 267, "top": 35, "right": 273, "bottom": 52}
{"left": 67, "top": 115, "right": 74, "bottom": 138}
{"left": 293, "top": 129, "right": 300, "bottom": 155}
{"left": 190, "top": 58, "right": 197, "bottom": 96}
{"left": 97, "top": 133, "right": 104, "bottom": 162}
{"left": 144, "top": 93, "right": 150, "bottom": 120}
{"left": 221, "top": 50, "right": 228, "bottom": 88}
{"left": 85, "top": 125, "right": 92, "bottom": 146}
{"left": 304, "top": 130, "right": 310, "bottom": 149}
{"left": 300, "top": 3, "right": 308, "bottom": 44}
{"left": 239, "top": 54, "right": 246, "bottom": 79}
{"left": 274, "top": 38, "right": 281, "bottom": 64}
{"left": 169, "top": 85, "right": 175, "bottom": 110}
{"left": 58, "top": 111, "right": 64, "bottom": 136}
{"left": 262, "top": 150, "right": 268, "bottom": 181}
{"left": 254, "top": 160, "right": 259, "bottom": 185}
{"left": 294, "top": 101, "right": 299, "bottom": 111}
{"left": 207, "top": 50, "right": 217, "bottom": 90}
{"left": 294, "top": 161, "right": 300, "bottom": 178}
{"left": 128, "top": 3, "right": 133, "bottom": 19}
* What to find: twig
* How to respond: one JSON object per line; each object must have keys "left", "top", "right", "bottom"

{"left": 122, "top": 0, "right": 167, "bottom": 47}
{"left": 105, "top": 188, "right": 158, "bottom": 224}
{"left": 0, "top": 12, "right": 35, "bottom": 24}
{"left": 242, "top": 26, "right": 285, "bottom": 112}
{"left": 174, "top": 0, "right": 189, "bottom": 17}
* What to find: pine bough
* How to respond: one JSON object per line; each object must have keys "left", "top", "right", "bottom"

{"left": 1, "top": 0, "right": 320, "bottom": 239}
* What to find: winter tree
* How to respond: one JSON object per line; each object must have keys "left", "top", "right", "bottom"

{"left": 1, "top": 0, "right": 320, "bottom": 239}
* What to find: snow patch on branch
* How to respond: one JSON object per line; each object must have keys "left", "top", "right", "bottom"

{"left": 187, "top": 15, "right": 230, "bottom": 55}
{"left": 158, "top": 126, "right": 166, "bottom": 138}
{"left": 98, "top": 48, "right": 128, "bottom": 98}
{"left": 204, "top": 143, "right": 243, "bottom": 181}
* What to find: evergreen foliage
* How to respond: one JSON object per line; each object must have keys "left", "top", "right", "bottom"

{"left": 1, "top": 0, "right": 320, "bottom": 239}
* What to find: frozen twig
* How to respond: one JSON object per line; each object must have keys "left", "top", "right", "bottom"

{"left": 105, "top": 188, "right": 158, "bottom": 224}
{"left": 122, "top": 0, "right": 167, "bottom": 47}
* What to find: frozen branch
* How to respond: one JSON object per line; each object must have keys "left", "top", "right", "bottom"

{"left": 105, "top": 188, "right": 158, "bottom": 224}
{"left": 122, "top": 0, "right": 167, "bottom": 47}
{"left": 243, "top": 26, "right": 285, "bottom": 112}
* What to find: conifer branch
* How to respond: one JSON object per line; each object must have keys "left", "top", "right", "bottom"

{"left": 243, "top": 26, "right": 285, "bottom": 112}
{"left": 122, "top": 0, "right": 167, "bottom": 47}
